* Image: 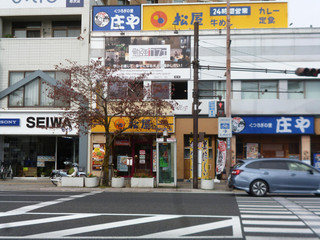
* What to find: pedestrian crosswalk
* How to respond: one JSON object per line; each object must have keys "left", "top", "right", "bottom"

{"left": 237, "top": 195, "right": 320, "bottom": 240}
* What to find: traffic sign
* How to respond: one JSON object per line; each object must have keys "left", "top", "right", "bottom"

{"left": 218, "top": 117, "right": 232, "bottom": 138}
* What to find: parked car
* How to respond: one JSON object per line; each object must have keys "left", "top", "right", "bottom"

{"left": 228, "top": 158, "right": 320, "bottom": 196}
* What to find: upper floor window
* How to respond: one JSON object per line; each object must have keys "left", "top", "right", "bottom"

{"left": 152, "top": 81, "right": 188, "bottom": 100}
{"left": 12, "top": 22, "right": 41, "bottom": 38}
{"left": 117, "top": 0, "right": 130, "bottom": 5}
{"left": 146, "top": 0, "right": 158, "bottom": 3}
{"left": 241, "top": 81, "right": 278, "bottom": 99}
{"left": 108, "top": 81, "right": 143, "bottom": 100}
{"left": 8, "top": 72, "right": 68, "bottom": 107}
{"left": 52, "top": 21, "right": 81, "bottom": 37}
{"left": 199, "top": 81, "right": 226, "bottom": 99}
{"left": 288, "top": 80, "right": 320, "bottom": 99}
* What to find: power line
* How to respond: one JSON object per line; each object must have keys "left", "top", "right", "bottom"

{"left": 199, "top": 65, "right": 296, "bottom": 75}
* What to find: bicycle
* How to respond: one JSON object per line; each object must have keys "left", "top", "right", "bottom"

{"left": 0, "top": 161, "right": 13, "bottom": 180}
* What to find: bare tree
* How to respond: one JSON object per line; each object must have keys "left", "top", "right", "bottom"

{"left": 48, "top": 59, "right": 178, "bottom": 186}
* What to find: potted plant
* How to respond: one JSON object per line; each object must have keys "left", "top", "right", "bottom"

{"left": 201, "top": 176, "right": 214, "bottom": 190}
{"left": 85, "top": 173, "right": 99, "bottom": 188}
{"left": 131, "top": 174, "right": 154, "bottom": 188}
{"left": 111, "top": 170, "right": 125, "bottom": 188}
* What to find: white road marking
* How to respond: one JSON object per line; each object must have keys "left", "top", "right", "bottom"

{"left": 140, "top": 217, "right": 242, "bottom": 239}
{"left": 27, "top": 215, "right": 181, "bottom": 238}
{"left": 240, "top": 210, "right": 292, "bottom": 214}
{"left": 242, "top": 220, "right": 305, "bottom": 226}
{"left": 0, "top": 192, "right": 101, "bottom": 217}
{"left": 244, "top": 227, "right": 313, "bottom": 234}
{"left": 241, "top": 214, "right": 298, "bottom": 219}
{"left": 0, "top": 214, "right": 99, "bottom": 229}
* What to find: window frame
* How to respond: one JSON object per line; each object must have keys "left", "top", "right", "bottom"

{"left": 241, "top": 80, "right": 278, "bottom": 99}
{"left": 8, "top": 71, "right": 68, "bottom": 108}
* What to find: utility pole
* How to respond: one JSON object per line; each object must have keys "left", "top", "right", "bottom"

{"left": 192, "top": 21, "right": 199, "bottom": 189}
{"left": 225, "top": 0, "right": 232, "bottom": 182}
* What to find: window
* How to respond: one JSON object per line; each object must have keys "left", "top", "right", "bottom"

{"left": 12, "top": 22, "right": 41, "bottom": 38}
{"left": 287, "top": 162, "right": 314, "bottom": 172}
{"left": 8, "top": 72, "right": 68, "bottom": 107}
{"left": 117, "top": 0, "right": 130, "bottom": 5}
{"left": 241, "top": 81, "right": 278, "bottom": 99}
{"left": 288, "top": 80, "right": 320, "bottom": 99}
{"left": 152, "top": 81, "right": 188, "bottom": 100}
{"left": 108, "top": 81, "right": 143, "bottom": 99}
{"left": 260, "top": 160, "right": 287, "bottom": 170}
{"left": 288, "top": 81, "right": 304, "bottom": 99}
{"left": 199, "top": 81, "right": 226, "bottom": 99}
{"left": 52, "top": 21, "right": 81, "bottom": 37}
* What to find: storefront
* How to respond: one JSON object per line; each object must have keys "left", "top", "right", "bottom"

{"left": 0, "top": 111, "right": 79, "bottom": 177}
{"left": 232, "top": 116, "right": 314, "bottom": 165}
{"left": 90, "top": 116, "right": 175, "bottom": 180}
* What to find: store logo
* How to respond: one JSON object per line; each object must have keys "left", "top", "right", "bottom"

{"left": 94, "top": 11, "right": 110, "bottom": 28}
{"left": 151, "top": 11, "right": 167, "bottom": 28}
{"left": 232, "top": 117, "right": 245, "bottom": 133}
{"left": 0, "top": 118, "right": 20, "bottom": 126}
{"left": 26, "top": 116, "right": 72, "bottom": 130}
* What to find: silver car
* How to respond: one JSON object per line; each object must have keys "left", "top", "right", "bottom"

{"left": 228, "top": 158, "right": 320, "bottom": 196}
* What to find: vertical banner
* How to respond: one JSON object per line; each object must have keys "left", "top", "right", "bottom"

{"left": 92, "top": 143, "right": 105, "bottom": 170}
{"left": 216, "top": 140, "right": 227, "bottom": 174}
{"left": 190, "top": 138, "right": 208, "bottom": 179}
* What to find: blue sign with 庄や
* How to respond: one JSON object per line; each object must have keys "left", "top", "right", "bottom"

{"left": 92, "top": 6, "right": 141, "bottom": 31}
{"left": 232, "top": 116, "right": 314, "bottom": 134}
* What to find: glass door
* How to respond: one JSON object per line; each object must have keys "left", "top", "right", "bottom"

{"left": 157, "top": 139, "right": 176, "bottom": 186}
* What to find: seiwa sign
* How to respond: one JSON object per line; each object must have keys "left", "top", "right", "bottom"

{"left": 0, "top": 0, "right": 83, "bottom": 9}
{"left": 0, "top": 113, "right": 77, "bottom": 135}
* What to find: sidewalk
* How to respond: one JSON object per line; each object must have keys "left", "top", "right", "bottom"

{"left": 0, "top": 177, "right": 233, "bottom": 193}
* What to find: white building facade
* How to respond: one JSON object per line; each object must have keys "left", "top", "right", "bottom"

{"left": 0, "top": 0, "right": 99, "bottom": 177}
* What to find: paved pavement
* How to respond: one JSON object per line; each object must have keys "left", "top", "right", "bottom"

{"left": 0, "top": 177, "right": 233, "bottom": 193}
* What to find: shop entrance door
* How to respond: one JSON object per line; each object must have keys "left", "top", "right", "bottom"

{"left": 132, "top": 140, "right": 153, "bottom": 177}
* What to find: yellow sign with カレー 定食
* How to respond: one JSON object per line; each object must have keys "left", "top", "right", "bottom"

{"left": 143, "top": 2, "right": 287, "bottom": 31}
{"left": 91, "top": 116, "right": 174, "bottom": 133}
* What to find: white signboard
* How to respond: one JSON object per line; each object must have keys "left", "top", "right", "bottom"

{"left": 0, "top": 112, "right": 77, "bottom": 135}
{"left": 218, "top": 117, "right": 232, "bottom": 138}
{"left": 128, "top": 45, "right": 170, "bottom": 62}
{"left": 115, "top": 68, "right": 190, "bottom": 80}
{"left": 0, "top": 0, "right": 66, "bottom": 9}
{"left": 208, "top": 101, "right": 216, "bottom": 117}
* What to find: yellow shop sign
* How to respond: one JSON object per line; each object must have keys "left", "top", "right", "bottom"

{"left": 91, "top": 116, "right": 174, "bottom": 133}
{"left": 143, "top": 2, "right": 287, "bottom": 31}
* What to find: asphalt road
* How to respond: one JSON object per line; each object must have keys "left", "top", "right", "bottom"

{"left": 0, "top": 188, "right": 319, "bottom": 239}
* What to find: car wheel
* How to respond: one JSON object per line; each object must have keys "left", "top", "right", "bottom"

{"left": 250, "top": 180, "right": 268, "bottom": 197}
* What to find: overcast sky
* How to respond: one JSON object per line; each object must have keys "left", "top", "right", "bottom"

{"left": 284, "top": 0, "right": 320, "bottom": 27}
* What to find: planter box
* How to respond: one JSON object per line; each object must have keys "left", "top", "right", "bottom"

{"left": 85, "top": 177, "right": 99, "bottom": 188}
{"left": 131, "top": 177, "right": 154, "bottom": 188}
{"left": 61, "top": 177, "right": 84, "bottom": 187}
{"left": 111, "top": 177, "right": 125, "bottom": 188}
{"left": 201, "top": 179, "right": 214, "bottom": 190}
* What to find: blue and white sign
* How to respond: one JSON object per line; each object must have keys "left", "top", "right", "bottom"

{"left": 210, "top": 6, "right": 251, "bottom": 16}
{"left": 66, "top": 0, "right": 83, "bottom": 7}
{"left": 232, "top": 116, "right": 314, "bottom": 134}
{"left": 218, "top": 117, "right": 232, "bottom": 138}
{"left": 0, "top": 118, "right": 20, "bottom": 126}
{"left": 92, "top": 6, "right": 141, "bottom": 31}
{"left": 208, "top": 101, "right": 216, "bottom": 117}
